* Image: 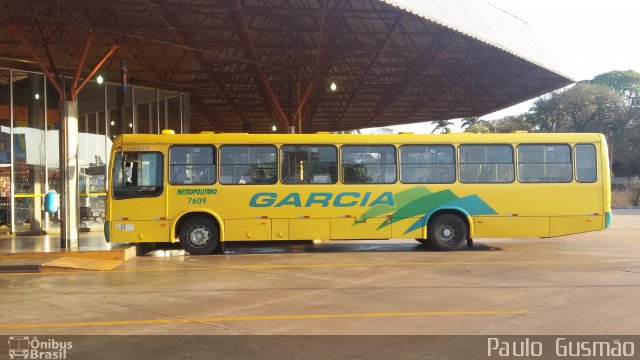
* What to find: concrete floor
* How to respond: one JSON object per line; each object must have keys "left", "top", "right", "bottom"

{"left": 0, "top": 210, "right": 638, "bottom": 336}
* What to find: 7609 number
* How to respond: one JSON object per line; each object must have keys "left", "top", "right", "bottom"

{"left": 187, "top": 197, "right": 207, "bottom": 204}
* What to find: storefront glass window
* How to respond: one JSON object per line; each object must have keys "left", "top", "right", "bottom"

{"left": 159, "top": 90, "right": 180, "bottom": 133}
{"left": 134, "top": 87, "right": 157, "bottom": 134}
{"left": 107, "top": 83, "right": 133, "bottom": 139}
{"left": 0, "top": 69, "right": 11, "bottom": 228}
{"left": 78, "top": 80, "right": 108, "bottom": 229}
{"left": 0, "top": 67, "right": 189, "bottom": 234}
{"left": 12, "top": 71, "right": 46, "bottom": 232}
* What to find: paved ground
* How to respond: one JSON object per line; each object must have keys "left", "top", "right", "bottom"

{"left": 0, "top": 210, "right": 638, "bottom": 336}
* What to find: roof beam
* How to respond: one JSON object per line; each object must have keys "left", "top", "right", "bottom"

{"left": 33, "top": 22, "right": 62, "bottom": 81}
{"left": 295, "top": 0, "right": 348, "bottom": 132}
{"left": 148, "top": 0, "right": 246, "bottom": 122}
{"left": 74, "top": 44, "right": 118, "bottom": 98}
{"left": 8, "top": 24, "right": 63, "bottom": 98}
{"left": 69, "top": 31, "right": 93, "bottom": 99}
{"left": 368, "top": 33, "right": 454, "bottom": 123}
{"left": 333, "top": 12, "right": 403, "bottom": 128}
{"left": 229, "top": 0, "right": 289, "bottom": 128}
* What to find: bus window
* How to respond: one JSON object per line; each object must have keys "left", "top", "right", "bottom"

{"left": 169, "top": 146, "right": 215, "bottom": 185}
{"left": 341, "top": 145, "right": 396, "bottom": 184}
{"left": 575, "top": 144, "right": 597, "bottom": 182}
{"left": 400, "top": 145, "right": 455, "bottom": 183}
{"left": 517, "top": 144, "right": 572, "bottom": 183}
{"left": 111, "top": 152, "right": 163, "bottom": 199}
{"left": 459, "top": 145, "right": 514, "bottom": 183}
{"left": 220, "top": 145, "right": 277, "bottom": 185}
{"left": 281, "top": 145, "right": 337, "bottom": 184}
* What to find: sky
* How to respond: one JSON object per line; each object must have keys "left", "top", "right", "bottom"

{"left": 363, "top": 0, "right": 640, "bottom": 134}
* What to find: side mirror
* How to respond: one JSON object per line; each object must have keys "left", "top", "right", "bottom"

{"left": 43, "top": 190, "right": 60, "bottom": 213}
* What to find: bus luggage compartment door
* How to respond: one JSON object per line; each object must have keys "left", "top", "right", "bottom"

{"left": 225, "top": 219, "right": 271, "bottom": 240}
{"left": 290, "top": 218, "right": 330, "bottom": 240}
{"left": 473, "top": 216, "right": 550, "bottom": 238}
{"left": 549, "top": 215, "right": 603, "bottom": 236}
{"left": 330, "top": 215, "right": 391, "bottom": 240}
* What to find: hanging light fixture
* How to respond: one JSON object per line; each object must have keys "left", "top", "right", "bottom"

{"left": 96, "top": 75, "right": 104, "bottom": 84}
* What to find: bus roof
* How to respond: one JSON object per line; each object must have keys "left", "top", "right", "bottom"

{"left": 113, "top": 132, "right": 605, "bottom": 147}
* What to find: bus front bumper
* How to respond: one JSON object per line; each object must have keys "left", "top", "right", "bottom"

{"left": 605, "top": 212, "right": 612, "bottom": 229}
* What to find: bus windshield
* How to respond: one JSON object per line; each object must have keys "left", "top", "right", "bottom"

{"left": 112, "top": 152, "right": 164, "bottom": 199}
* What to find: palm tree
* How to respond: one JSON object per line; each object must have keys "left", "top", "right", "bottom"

{"left": 431, "top": 119, "right": 454, "bottom": 134}
{"left": 461, "top": 117, "right": 480, "bottom": 129}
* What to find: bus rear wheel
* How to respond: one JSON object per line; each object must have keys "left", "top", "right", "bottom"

{"left": 179, "top": 216, "right": 219, "bottom": 255}
{"left": 427, "top": 214, "right": 467, "bottom": 251}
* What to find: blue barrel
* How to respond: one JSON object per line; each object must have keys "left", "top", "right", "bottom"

{"left": 44, "top": 190, "right": 60, "bottom": 213}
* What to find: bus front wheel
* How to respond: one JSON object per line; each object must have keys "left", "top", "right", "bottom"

{"left": 179, "top": 216, "right": 219, "bottom": 255}
{"left": 427, "top": 214, "right": 467, "bottom": 251}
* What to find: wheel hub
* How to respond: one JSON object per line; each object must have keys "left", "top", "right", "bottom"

{"left": 188, "top": 226, "right": 211, "bottom": 248}
{"left": 438, "top": 224, "right": 456, "bottom": 243}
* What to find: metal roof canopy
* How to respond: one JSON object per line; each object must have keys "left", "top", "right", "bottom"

{"left": 0, "top": 0, "right": 572, "bottom": 133}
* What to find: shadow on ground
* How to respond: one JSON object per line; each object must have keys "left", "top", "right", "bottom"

{"left": 148, "top": 240, "right": 503, "bottom": 256}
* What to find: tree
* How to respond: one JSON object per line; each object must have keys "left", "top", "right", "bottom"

{"left": 589, "top": 70, "right": 640, "bottom": 107}
{"left": 464, "top": 121, "right": 491, "bottom": 133}
{"left": 478, "top": 70, "right": 640, "bottom": 175}
{"left": 529, "top": 83, "right": 627, "bottom": 133}
{"left": 526, "top": 81, "right": 636, "bottom": 175}
{"left": 491, "top": 115, "right": 533, "bottom": 133}
{"left": 461, "top": 117, "right": 480, "bottom": 129}
{"left": 431, "top": 119, "right": 453, "bottom": 134}
{"left": 588, "top": 71, "right": 640, "bottom": 175}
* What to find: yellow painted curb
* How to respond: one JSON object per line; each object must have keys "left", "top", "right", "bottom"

{"left": 0, "top": 245, "right": 136, "bottom": 261}
{"left": 42, "top": 257, "right": 123, "bottom": 271}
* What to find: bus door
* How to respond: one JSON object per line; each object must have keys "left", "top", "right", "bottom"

{"left": 109, "top": 150, "right": 169, "bottom": 242}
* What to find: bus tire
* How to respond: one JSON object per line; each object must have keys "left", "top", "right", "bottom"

{"left": 428, "top": 213, "right": 467, "bottom": 251}
{"left": 179, "top": 216, "right": 219, "bottom": 255}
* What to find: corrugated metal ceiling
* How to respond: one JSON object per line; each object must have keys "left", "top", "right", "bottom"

{"left": 0, "top": 0, "right": 573, "bottom": 132}
{"left": 382, "top": 0, "right": 571, "bottom": 80}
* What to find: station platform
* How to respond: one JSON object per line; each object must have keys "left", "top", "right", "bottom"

{"left": 0, "top": 232, "right": 136, "bottom": 272}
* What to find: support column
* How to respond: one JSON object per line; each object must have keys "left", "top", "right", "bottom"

{"left": 9, "top": 24, "right": 117, "bottom": 248}
{"left": 60, "top": 101, "right": 79, "bottom": 248}
{"left": 296, "top": 81, "right": 302, "bottom": 134}
{"left": 28, "top": 74, "right": 43, "bottom": 231}
{"left": 117, "top": 87, "right": 127, "bottom": 135}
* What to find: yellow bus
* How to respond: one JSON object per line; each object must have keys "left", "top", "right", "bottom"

{"left": 105, "top": 131, "right": 611, "bottom": 254}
